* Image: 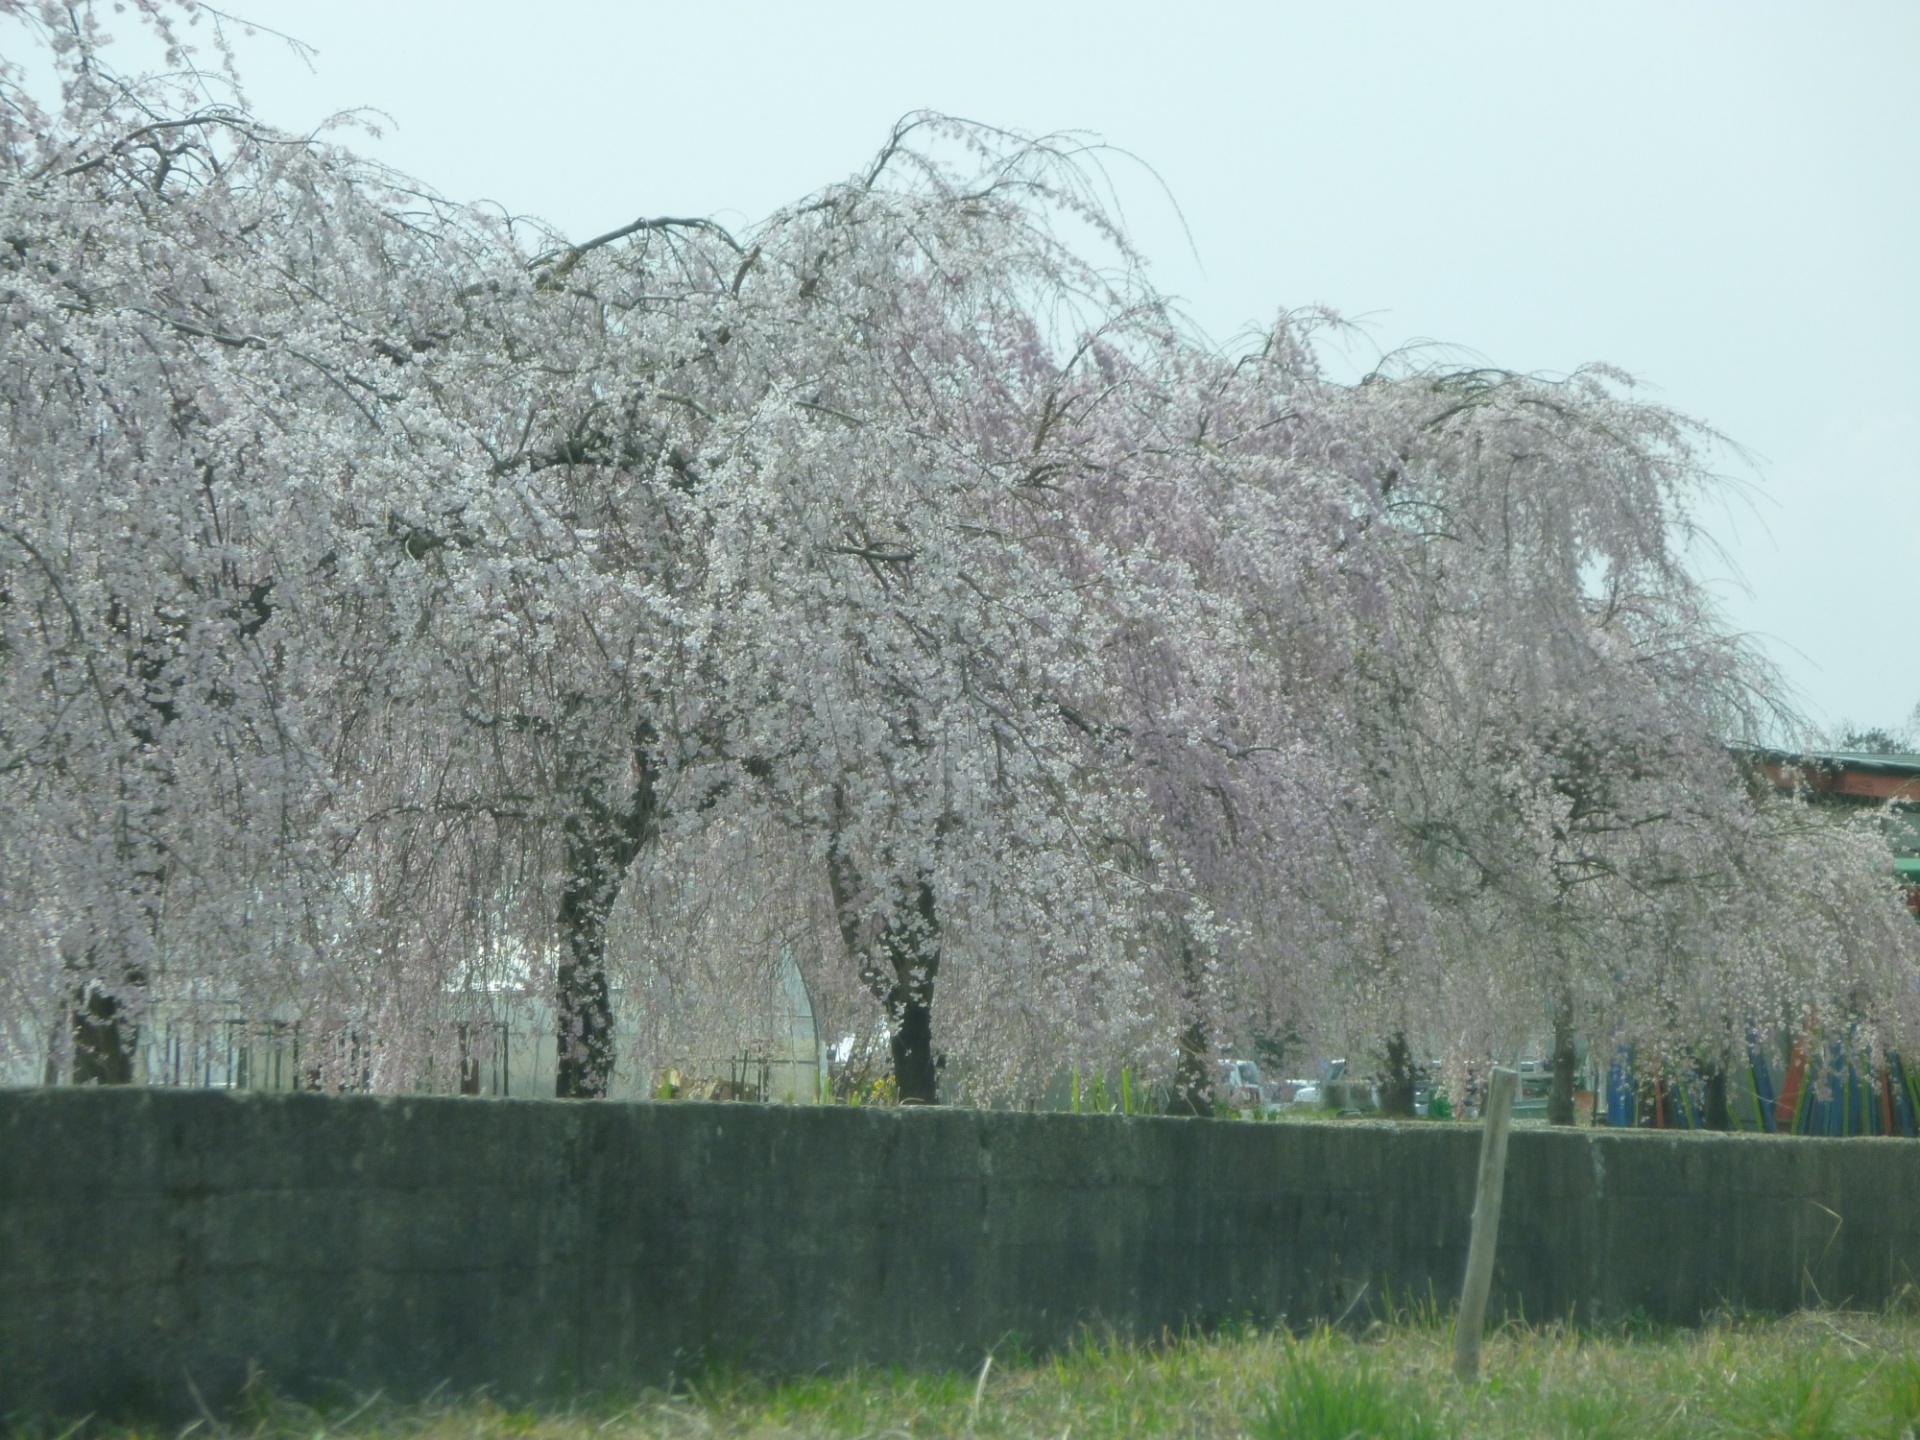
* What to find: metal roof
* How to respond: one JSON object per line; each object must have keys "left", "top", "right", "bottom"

{"left": 1747, "top": 747, "right": 1920, "bottom": 776}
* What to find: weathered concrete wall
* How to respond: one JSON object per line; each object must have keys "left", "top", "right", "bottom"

{"left": 4, "top": 1087, "right": 1919, "bottom": 1419}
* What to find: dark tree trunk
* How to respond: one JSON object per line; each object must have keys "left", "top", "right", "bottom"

{"left": 71, "top": 728, "right": 166, "bottom": 1089}
{"left": 1702, "top": 1062, "right": 1732, "bottom": 1131}
{"left": 889, "top": 996, "right": 937, "bottom": 1105}
{"left": 1547, "top": 998, "right": 1578, "bottom": 1126}
{"left": 1377, "top": 1032, "right": 1416, "bottom": 1118}
{"left": 1165, "top": 943, "right": 1214, "bottom": 1118}
{"left": 873, "top": 878, "right": 941, "bottom": 1105}
{"left": 885, "top": 877, "right": 941, "bottom": 1105}
{"left": 457, "top": 1023, "right": 482, "bottom": 1096}
{"left": 1635, "top": 1076, "right": 1663, "bottom": 1129}
{"left": 84, "top": 594, "right": 187, "bottom": 1087}
{"left": 554, "top": 896, "right": 615, "bottom": 1098}
{"left": 1167, "top": 1019, "right": 1214, "bottom": 1117}
{"left": 70, "top": 976, "right": 137, "bottom": 1085}
{"left": 553, "top": 728, "right": 658, "bottom": 1100}
{"left": 826, "top": 808, "right": 941, "bottom": 1105}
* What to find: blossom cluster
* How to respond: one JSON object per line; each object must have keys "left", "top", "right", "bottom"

{"left": 3, "top": 3, "right": 1914, "bottom": 1100}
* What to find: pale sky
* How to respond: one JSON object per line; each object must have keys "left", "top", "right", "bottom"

{"left": 213, "top": 1, "right": 1919, "bottom": 738}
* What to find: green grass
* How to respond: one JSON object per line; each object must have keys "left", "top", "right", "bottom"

{"left": 35, "top": 1312, "right": 1920, "bottom": 1440}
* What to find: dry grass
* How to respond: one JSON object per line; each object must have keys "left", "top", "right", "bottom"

{"left": 40, "top": 1311, "right": 1920, "bottom": 1440}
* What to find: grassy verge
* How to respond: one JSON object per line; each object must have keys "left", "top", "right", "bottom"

{"left": 37, "top": 1312, "right": 1920, "bottom": 1440}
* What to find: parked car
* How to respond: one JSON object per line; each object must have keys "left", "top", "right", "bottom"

{"left": 1456, "top": 1060, "right": 1553, "bottom": 1119}
{"left": 1514, "top": 1061, "right": 1552, "bottom": 1119}
{"left": 1217, "top": 1058, "right": 1273, "bottom": 1112}
{"left": 1267, "top": 1075, "right": 1308, "bottom": 1105}
{"left": 1273, "top": 1057, "right": 1380, "bottom": 1114}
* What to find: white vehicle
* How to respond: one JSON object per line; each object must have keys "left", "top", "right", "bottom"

{"left": 1217, "top": 1058, "right": 1272, "bottom": 1112}
{"left": 1280, "top": 1058, "right": 1380, "bottom": 1114}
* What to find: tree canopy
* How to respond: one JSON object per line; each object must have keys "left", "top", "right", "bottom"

{"left": 4, "top": 2, "right": 1915, "bottom": 1107}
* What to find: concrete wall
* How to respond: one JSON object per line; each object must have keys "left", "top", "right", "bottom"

{"left": 5, "top": 1087, "right": 1920, "bottom": 1420}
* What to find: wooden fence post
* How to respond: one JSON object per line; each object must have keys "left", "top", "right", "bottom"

{"left": 1453, "top": 1064, "right": 1519, "bottom": 1383}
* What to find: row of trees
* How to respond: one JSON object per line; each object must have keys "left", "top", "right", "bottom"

{"left": 4, "top": 2, "right": 1916, "bottom": 1112}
